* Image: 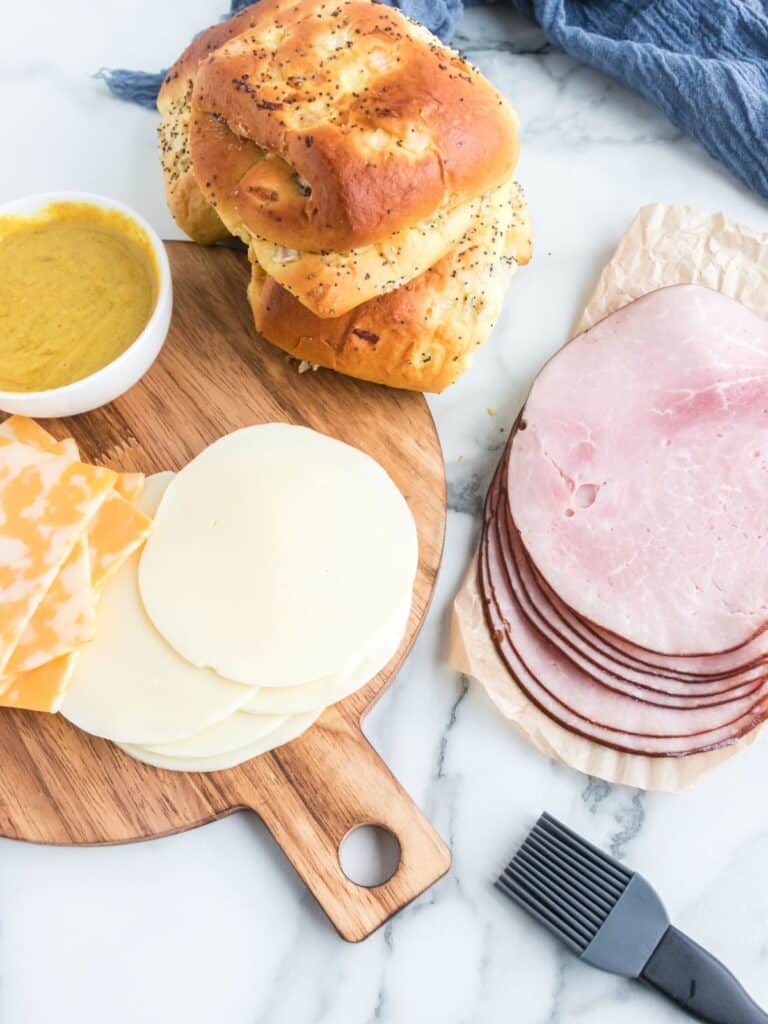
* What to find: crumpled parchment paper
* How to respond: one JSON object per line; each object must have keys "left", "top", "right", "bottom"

{"left": 450, "top": 204, "right": 768, "bottom": 792}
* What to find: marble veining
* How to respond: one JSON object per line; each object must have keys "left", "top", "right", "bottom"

{"left": 1, "top": 2, "right": 768, "bottom": 1022}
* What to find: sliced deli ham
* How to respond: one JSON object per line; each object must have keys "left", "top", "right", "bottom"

{"left": 496, "top": 484, "right": 768, "bottom": 707}
{"left": 497, "top": 445, "right": 768, "bottom": 692}
{"left": 477, "top": 284, "right": 768, "bottom": 759}
{"left": 527, "top": 546, "right": 768, "bottom": 680}
{"left": 481, "top": 474, "right": 768, "bottom": 756}
{"left": 507, "top": 285, "right": 768, "bottom": 658}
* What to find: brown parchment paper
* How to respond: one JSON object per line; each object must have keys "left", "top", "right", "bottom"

{"left": 450, "top": 203, "right": 768, "bottom": 792}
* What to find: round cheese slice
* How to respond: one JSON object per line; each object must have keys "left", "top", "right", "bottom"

{"left": 239, "top": 597, "right": 410, "bottom": 715}
{"left": 139, "top": 424, "right": 418, "bottom": 686}
{"left": 61, "top": 474, "right": 253, "bottom": 745}
{"left": 137, "top": 709, "right": 287, "bottom": 758}
{"left": 117, "top": 710, "right": 320, "bottom": 772}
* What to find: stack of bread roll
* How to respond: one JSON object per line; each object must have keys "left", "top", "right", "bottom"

{"left": 158, "top": 0, "right": 531, "bottom": 392}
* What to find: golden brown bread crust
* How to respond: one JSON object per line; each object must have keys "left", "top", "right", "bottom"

{"left": 189, "top": 101, "right": 485, "bottom": 317}
{"left": 158, "top": 0, "right": 522, "bottom": 319}
{"left": 157, "top": 4, "right": 274, "bottom": 244}
{"left": 247, "top": 193, "right": 479, "bottom": 318}
{"left": 190, "top": 0, "right": 519, "bottom": 252}
{"left": 247, "top": 179, "right": 531, "bottom": 392}
{"left": 158, "top": 2, "right": 530, "bottom": 391}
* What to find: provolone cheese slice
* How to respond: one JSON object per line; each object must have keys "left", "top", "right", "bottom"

{"left": 0, "top": 434, "right": 115, "bottom": 674}
{"left": 240, "top": 597, "right": 410, "bottom": 714}
{"left": 3, "top": 536, "right": 95, "bottom": 675}
{"left": 0, "top": 652, "right": 77, "bottom": 713}
{"left": 139, "top": 424, "right": 418, "bottom": 686}
{"left": 138, "top": 710, "right": 286, "bottom": 758}
{"left": 117, "top": 711, "right": 320, "bottom": 772}
{"left": 61, "top": 474, "right": 252, "bottom": 745}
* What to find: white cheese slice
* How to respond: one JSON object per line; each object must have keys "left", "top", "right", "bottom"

{"left": 60, "top": 474, "right": 253, "bottom": 745}
{"left": 135, "top": 709, "right": 287, "bottom": 758}
{"left": 138, "top": 424, "right": 418, "bottom": 686}
{"left": 117, "top": 710, "right": 320, "bottom": 772}
{"left": 239, "top": 596, "right": 410, "bottom": 714}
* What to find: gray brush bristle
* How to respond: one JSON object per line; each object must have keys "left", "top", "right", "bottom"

{"left": 496, "top": 813, "right": 632, "bottom": 952}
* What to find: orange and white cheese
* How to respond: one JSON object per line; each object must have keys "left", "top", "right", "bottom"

{"left": 0, "top": 433, "right": 116, "bottom": 675}
{"left": 89, "top": 490, "right": 152, "bottom": 589}
{"left": 0, "top": 417, "right": 152, "bottom": 712}
{"left": 0, "top": 654, "right": 77, "bottom": 714}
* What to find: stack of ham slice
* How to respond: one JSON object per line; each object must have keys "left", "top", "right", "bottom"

{"left": 480, "top": 284, "right": 768, "bottom": 757}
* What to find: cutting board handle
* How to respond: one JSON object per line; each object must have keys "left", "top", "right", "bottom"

{"left": 237, "top": 704, "right": 451, "bottom": 942}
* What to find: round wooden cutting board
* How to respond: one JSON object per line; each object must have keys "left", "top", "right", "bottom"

{"left": 0, "top": 242, "right": 449, "bottom": 942}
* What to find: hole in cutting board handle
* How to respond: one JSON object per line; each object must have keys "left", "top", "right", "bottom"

{"left": 339, "top": 824, "right": 401, "bottom": 887}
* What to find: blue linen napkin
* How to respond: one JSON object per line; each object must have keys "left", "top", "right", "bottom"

{"left": 507, "top": 0, "right": 768, "bottom": 201}
{"left": 98, "top": 0, "right": 768, "bottom": 201}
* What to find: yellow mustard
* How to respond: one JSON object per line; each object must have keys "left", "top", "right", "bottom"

{"left": 0, "top": 201, "right": 159, "bottom": 392}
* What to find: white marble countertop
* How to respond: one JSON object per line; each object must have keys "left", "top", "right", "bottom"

{"left": 2, "top": 3, "right": 768, "bottom": 1022}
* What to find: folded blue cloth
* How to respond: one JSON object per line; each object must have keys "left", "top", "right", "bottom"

{"left": 99, "top": 0, "right": 768, "bottom": 201}
{"left": 507, "top": 0, "right": 768, "bottom": 201}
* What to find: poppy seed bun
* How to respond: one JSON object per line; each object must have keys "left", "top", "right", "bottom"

{"left": 157, "top": 4, "right": 269, "bottom": 244}
{"left": 158, "top": 0, "right": 530, "bottom": 392}
{"left": 247, "top": 179, "right": 531, "bottom": 392}
{"left": 189, "top": 0, "right": 519, "bottom": 253}
{"left": 246, "top": 191, "right": 483, "bottom": 318}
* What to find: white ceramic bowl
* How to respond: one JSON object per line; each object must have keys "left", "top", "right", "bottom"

{"left": 0, "top": 192, "right": 172, "bottom": 418}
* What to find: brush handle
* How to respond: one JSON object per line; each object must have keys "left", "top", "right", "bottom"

{"left": 642, "top": 926, "right": 768, "bottom": 1023}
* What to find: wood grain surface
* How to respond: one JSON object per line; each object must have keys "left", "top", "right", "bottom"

{"left": 0, "top": 242, "right": 450, "bottom": 942}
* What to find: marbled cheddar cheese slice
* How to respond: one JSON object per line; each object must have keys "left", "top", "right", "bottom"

{"left": 114, "top": 472, "right": 145, "bottom": 504}
{"left": 1, "top": 419, "right": 150, "bottom": 584}
{"left": 0, "top": 420, "right": 144, "bottom": 509}
{"left": 0, "top": 434, "right": 116, "bottom": 675}
{"left": 4, "top": 536, "right": 95, "bottom": 674}
{"left": 0, "top": 417, "right": 150, "bottom": 671}
{"left": 0, "top": 418, "right": 96, "bottom": 673}
{"left": 0, "top": 416, "right": 78, "bottom": 459}
{"left": 0, "top": 653, "right": 77, "bottom": 713}
{"left": 89, "top": 491, "right": 152, "bottom": 589}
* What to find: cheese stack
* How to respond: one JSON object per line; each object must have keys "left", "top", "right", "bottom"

{"left": 61, "top": 424, "right": 418, "bottom": 772}
{"left": 0, "top": 418, "right": 416, "bottom": 771}
{"left": 0, "top": 417, "right": 152, "bottom": 713}
{"left": 158, "top": 0, "right": 531, "bottom": 392}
